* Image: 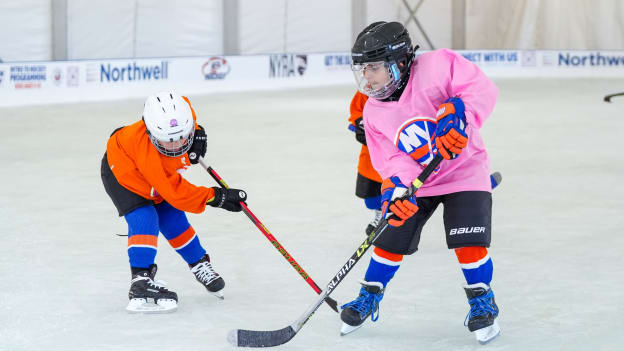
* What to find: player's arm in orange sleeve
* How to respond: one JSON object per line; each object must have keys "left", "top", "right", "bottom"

{"left": 348, "top": 91, "right": 368, "bottom": 125}
{"left": 348, "top": 91, "right": 369, "bottom": 145}
{"left": 156, "top": 172, "right": 248, "bottom": 214}
{"left": 138, "top": 148, "right": 248, "bottom": 214}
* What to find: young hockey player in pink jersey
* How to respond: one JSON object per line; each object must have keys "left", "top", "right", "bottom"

{"left": 340, "top": 22, "right": 500, "bottom": 344}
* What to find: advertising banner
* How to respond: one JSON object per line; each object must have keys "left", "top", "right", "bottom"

{"left": 1, "top": 50, "right": 624, "bottom": 107}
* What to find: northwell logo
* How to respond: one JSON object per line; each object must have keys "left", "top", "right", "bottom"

{"left": 558, "top": 52, "right": 624, "bottom": 66}
{"left": 449, "top": 227, "right": 486, "bottom": 235}
{"left": 100, "top": 61, "right": 169, "bottom": 82}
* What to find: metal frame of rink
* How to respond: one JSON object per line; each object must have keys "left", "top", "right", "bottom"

{"left": 1, "top": 78, "right": 623, "bottom": 351}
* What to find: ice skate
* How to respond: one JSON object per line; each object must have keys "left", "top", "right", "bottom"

{"left": 126, "top": 264, "right": 178, "bottom": 314}
{"left": 340, "top": 280, "right": 384, "bottom": 335}
{"left": 464, "top": 283, "right": 500, "bottom": 344}
{"left": 190, "top": 254, "right": 225, "bottom": 299}
{"left": 365, "top": 209, "right": 383, "bottom": 236}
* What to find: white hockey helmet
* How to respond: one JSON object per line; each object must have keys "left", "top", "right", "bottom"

{"left": 143, "top": 91, "right": 195, "bottom": 157}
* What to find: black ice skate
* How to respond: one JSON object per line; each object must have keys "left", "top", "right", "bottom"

{"left": 340, "top": 280, "right": 385, "bottom": 335}
{"left": 365, "top": 209, "right": 383, "bottom": 236}
{"left": 464, "top": 282, "right": 500, "bottom": 344}
{"left": 190, "top": 254, "right": 225, "bottom": 299}
{"left": 127, "top": 264, "right": 178, "bottom": 313}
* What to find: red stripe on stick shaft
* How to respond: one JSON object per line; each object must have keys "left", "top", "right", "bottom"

{"left": 239, "top": 201, "right": 321, "bottom": 293}
{"left": 199, "top": 159, "right": 334, "bottom": 309}
{"left": 208, "top": 167, "right": 229, "bottom": 188}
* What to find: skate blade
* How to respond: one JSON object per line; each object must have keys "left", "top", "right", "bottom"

{"left": 474, "top": 320, "right": 500, "bottom": 344}
{"left": 209, "top": 289, "right": 224, "bottom": 300}
{"left": 126, "top": 298, "right": 177, "bottom": 314}
{"left": 340, "top": 322, "right": 363, "bottom": 336}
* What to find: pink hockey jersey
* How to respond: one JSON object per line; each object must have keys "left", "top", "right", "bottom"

{"left": 363, "top": 49, "right": 498, "bottom": 197}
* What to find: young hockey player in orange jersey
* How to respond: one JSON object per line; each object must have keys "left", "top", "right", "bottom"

{"left": 101, "top": 91, "right": 248, "bottom": 313}
{"left": 348, "top": 91, "right": 384, "bottom": 235}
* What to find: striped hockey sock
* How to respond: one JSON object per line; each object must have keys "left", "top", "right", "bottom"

{"left": 163, "top": 226, "right": 206, "bottom": 265}
{"left": 125, "top": 205, "right": 159, "bottom": 268}
{"left": 156, "top": 202, "right": 206, "bottom": 265}
{"left": 364, "top": 246, "right": 403, "bottom": 287}
{"left": 454, "top": 246, "right": 493, "bottom": 286}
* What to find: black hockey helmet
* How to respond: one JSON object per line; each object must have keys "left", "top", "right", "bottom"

{"left": 351, "top": 22, "right": 416, "bottom": 99}
{"left": 351, "top": 21, "right": 415, "bottom": 75}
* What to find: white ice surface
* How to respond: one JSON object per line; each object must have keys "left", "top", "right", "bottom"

{"left": 1, "top": 79, "right": 623, "bottom": 350}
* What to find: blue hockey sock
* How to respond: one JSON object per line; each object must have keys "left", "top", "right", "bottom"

{"left": 455, "top": 247, "right": 493, "bottom": 286}
{"left": 364, "top": 195, "right": 382, "bottom": 210}
{"left": 125, "top": 205, "right": 159, "bottom": 268}
{"left": 156, "top": 202, "right": 206, "bottom": 265}
{"left": 364, "top": 246, "right": 403, "bottom": 287}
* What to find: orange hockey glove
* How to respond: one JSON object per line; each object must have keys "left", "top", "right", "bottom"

{"left": 380, "top": 177, "right": 419, "bottom": 227}
{"left": 434, "top": 97, "right": 468, "bottom": 160}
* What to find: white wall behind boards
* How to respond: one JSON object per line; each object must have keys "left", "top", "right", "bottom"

{"left": 238, "top": 0, "right": 288, "bottom": 54}
{"left": 134, "top": 0, "right": 223, "bottom": 58}
{"left": 2, "top": 0, "right": 624, "bottom": 63}
{"left": 366, "top": 0, "right": 452, "bottom": 50}
{"left": 466, "top": 0, "right": 624, "bottom": 49}
{"left": 0, "top": 0, "right": 51, "bottom": 62}
{"left": 238, "top": 0, "right": 352, "bottom": 54}
{"left": 67, "top": 0, "right": 223, "bottom": 60}
{"left": 67, "top": 0, "right": 135, "bottom": 60}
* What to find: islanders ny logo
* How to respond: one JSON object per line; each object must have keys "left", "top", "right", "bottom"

{"left": 202, "top": 57, "right": 231, "bottom": 80}
{"left": 395, "top": 116, "right": 437, "bottom": 165}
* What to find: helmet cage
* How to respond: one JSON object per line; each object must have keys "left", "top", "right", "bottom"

{"left": 146, "top": 127, "right": 194, "bottom": 157}
{"left": 352, "top": 60, "right": 402, "bottom": 99}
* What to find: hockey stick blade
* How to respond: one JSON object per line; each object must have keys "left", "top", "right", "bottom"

{"left": 490, "top": 171, "right": 502, "bottom": 189}
{"left": 228, "top": 156, "right": 443, "bottom": 348}
{"left": 323, "top": 297, "right": 338, "bottom": 312}
{"left": 604, "top": 91, "right": 624, "bottom": 102}
{"left": 228, "top": 326, "right": 297, "bottom": 348}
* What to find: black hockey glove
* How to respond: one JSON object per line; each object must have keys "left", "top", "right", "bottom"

{"left": 354, "top": 118, "right": 367, "bottom": 146}
{"left": 207, "top": 187, "right": 247, "bottom": 212}
{"left": 188, "top": 125, "right": 207, "bottom": 164}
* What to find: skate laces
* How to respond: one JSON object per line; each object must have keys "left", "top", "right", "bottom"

{"left": 191, "top": 261, "right": 220, "bottom": 284}
{"left": 370, "top": 210, "right": 383, "bottom": 227}
{"left": 464, "top": 290, "right": 498, "bottom": 326}
{"left": 132, "top": 275, "right": 170, "bottom": 292}
{"left": 148, "top": 279, "right": 169, "bottom": 291}
{"left": 340, "top": 286, "right": 384, "bottom": 322}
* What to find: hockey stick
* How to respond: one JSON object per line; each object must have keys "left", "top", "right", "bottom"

{"left": 604, "top": 91, "right": 624, "bottom": 102}
{"left": 227, "top": 154, "right": 444, "bottom": 348}
{"left": 197, "top": 158, "right": 339, "bottom": 313}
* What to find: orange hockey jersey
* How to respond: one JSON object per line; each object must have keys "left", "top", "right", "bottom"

{"left": 106, "top": 96, "right": 214, "bottom": 214}
{"left": 348, "top": 91, "right": 382, "bottom": 183}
